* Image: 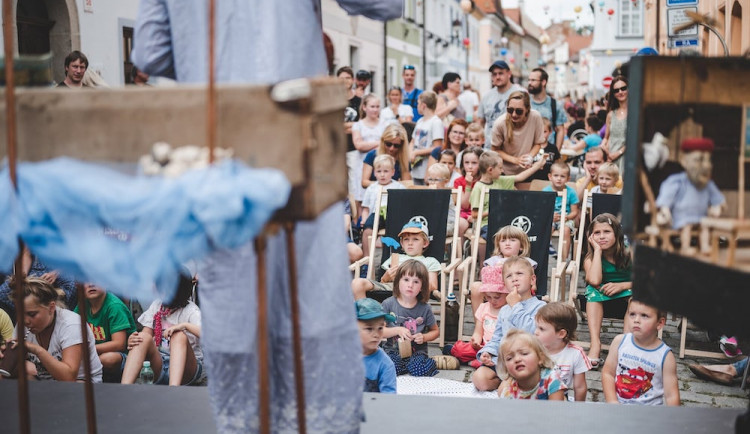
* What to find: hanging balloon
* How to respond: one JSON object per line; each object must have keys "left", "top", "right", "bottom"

{"left": 538, "top": 59, "right": 545, "bottom": 66}
{"left": 607, "top": 8, "right": 615, "bottom": 15}
{"left": 488, "top": 39, "right": 493, "bottom": 45}
{"left": 509, "top": 57, "right": 515, "bottom": 63}
{"left": 614, "top": 60, "right": 622, "bottom": 69}
{"left": 543, "top": 5, "right": 550, "bottom": 14}
{"left": 463, "top": 38, "right": 471, "bottom": 47}
{"left": 605, "top": 49, "right": 613, "bottom": 56}
{"left": 632, "top": 47, "right": 638, "bottom": 53}
{"left": 501, "top": 37, "right": 509, "bottom": 45}
{"left": 574, "top": 5, "right": 582, "bottom": 13}
{"left": 598, "top": 0, "right": 605, "bottom": 6}
{"left": 524, "top": 51, "right": 530, "bottom": 58}
{"left": 539, "top": 33, "right": 550, "bottom": 45}
{"left": 554, "top": 66, "right": 560, "bottom": 71}
{"left": 500, "top": 48, "right": 508, "bottom": 56}
{"left": 571, "top": 68, "right": 576, "bottom": 73}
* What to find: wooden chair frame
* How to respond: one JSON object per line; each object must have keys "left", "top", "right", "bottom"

{"left": 455, "top": 185, "right": 565, "bottom": 342}
{"left": 348, "top": 187, "right": 463, "bottom": 347}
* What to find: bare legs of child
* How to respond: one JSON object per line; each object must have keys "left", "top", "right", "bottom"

{"left": 472, "top": 365, "right": 501, "bottom": 391}
{"left": 351, "top": 278, "right": 375, "bottom": 301}
{"left": 586, "top": 301, "right": 604, "bottom": 366}
{"left": 121, "top": 331, "right": 198, "bottom": 385}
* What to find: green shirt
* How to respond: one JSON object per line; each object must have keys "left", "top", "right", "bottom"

{"left": 75, "top": 293, "right": 137, "bottom": 345}
{"left": 584, "top": 258, "right": 633, "bottom": 303}
{"left": 470, "top": 177, "right": 516, "bottom": 227}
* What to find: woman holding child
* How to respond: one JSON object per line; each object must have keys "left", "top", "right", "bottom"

{"left": 491, "top": 91, "right": 546, "bottom": 190}
{"left": 362, "top": 123, "right": 412, "bottom": 188}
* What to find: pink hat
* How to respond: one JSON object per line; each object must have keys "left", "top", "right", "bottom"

{"left": 479, "top": 266, "right": 508, "bottom": 293}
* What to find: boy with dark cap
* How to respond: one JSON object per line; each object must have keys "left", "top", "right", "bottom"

{"left": 356, "top": 298, "right": 397, "bottom": 393}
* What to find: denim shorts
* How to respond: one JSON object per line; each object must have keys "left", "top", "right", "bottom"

{"left": 155, "top": 347, "right": 205, "bottom": 386}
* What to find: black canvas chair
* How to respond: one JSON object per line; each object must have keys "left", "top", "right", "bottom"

{"left": 457, "top": 188, "right": 560, "bottom": 341}
{"left": 591, "top": 193, "right": 622, "bottom": 220}
{"left": 349, "top": 188, "right": 462, "bottom": 346}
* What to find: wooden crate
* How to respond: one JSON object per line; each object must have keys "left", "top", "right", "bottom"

{"left": 0, "top": 77, "right": 348, "bottom": 220}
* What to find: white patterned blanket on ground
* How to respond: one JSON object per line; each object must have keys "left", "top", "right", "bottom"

{"left": 397, "top": 376, "right": 499, "bottom": 399}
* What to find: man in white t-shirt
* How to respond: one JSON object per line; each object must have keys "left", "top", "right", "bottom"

{"left": 458, "top": 83, "right": 479, "bottom": 122}
{"left": 477, "top": 60, "right": 526, "bottom": 147}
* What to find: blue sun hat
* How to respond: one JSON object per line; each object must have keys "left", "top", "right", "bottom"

{"left": 355, "top": 298, "right": 396, "bottom": 322}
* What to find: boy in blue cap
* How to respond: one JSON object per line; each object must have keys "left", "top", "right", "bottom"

{"left": 356, "top": 298, "right": 397, "bottom": 393}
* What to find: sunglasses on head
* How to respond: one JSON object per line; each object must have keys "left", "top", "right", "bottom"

{"left": 403, "top": 65, "right": 415, "bottom": 70}
{"left": 384, "top": 141, "right": 402, "bottom": 149}
{"left": 507, "top": 108, "right": 525, "bottom": 116}
{"left": 613, "top": 85, "right": 628, "bottom": 93}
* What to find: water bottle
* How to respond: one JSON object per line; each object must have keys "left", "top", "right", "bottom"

{"left": 445, "top": 292, "right": 460, "bottom": 342}
{"left": 139, "top": 361, "right": 154, "bottom": 384}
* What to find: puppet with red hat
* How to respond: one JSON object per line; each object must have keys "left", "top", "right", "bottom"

{"left": 655, "top": 137, "right": 725, "bottom": 254}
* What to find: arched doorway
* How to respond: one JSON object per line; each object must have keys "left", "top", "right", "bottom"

{"left": 15, "top": 0, "right": 80, "bottom": 83}
{"left": 729, "top": 1, "right": 742, "bottom": 55}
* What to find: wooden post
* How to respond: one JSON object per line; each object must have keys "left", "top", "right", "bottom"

{"left": 3, "top": 1, "right": 31, "bottom": 432}
{"left": 76, "top": 284, "right": 97, "bottom": 434}
{"left": 254, "top": 237, "right": 270, "bottom": 434}
{"left": 284, "top": 225, "right": 307, "bottom": 434}
{"left": 207, "top": 0, "right": 217, "bottom": 164}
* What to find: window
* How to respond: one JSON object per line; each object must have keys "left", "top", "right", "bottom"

{"left": 618, "top": 0, "right": 643, "bottom": 37}
{"left": 123, "top": 26, "right": 134, "bottom": 84}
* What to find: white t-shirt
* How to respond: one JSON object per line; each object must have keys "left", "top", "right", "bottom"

{"left": 412, "top": 115, "right": 445, "bottom": 179}
{"left": 361, "top": 180, "right": 405, "bottom": 214}
{"left": 380, "top": 104, "right": 413, "bottom": 124}
{"left": 139, "top": 300, "right": 203, "bottom": 361}
{"left": 458, "top": 90, "right": 479, "bottom": 120}
{"left": 549, "top": 343, "right": 591, "bottom": 400}
{"left": 19, "top": 307, "right": 103, "bottom": 382}
{"left": 352, "top": 119, "right": 388, "bottom": 154}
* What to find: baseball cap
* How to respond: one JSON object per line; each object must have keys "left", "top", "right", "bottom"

{"left": 356, "top": 70, "right": 371, "bottom": 80}
{"left": 489, "top": 60, "right": 510, "bottom": 72}
{"left": 355, "top": 298, "right": 396, "bottom": 322}
{"left": 398, "top": 216, "right": 430, "bottom": 239}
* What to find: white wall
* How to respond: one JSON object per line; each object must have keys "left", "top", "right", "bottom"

{"left": 322, "top": 0, "right": 384, "bottom": 93}
{"left": 77, "top": 1, "right": 140, "bottom": 86}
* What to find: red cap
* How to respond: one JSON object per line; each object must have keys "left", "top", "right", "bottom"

{"left": 680, "top": 137, "right": 714, "bottom": 152}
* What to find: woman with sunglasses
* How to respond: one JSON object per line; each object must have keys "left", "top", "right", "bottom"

{"left": 601, "top": 76, "right": 628, "bottom": 174}
{"left": 491, "top": 91, "right": 546, "bottom": 189}
{"left": 427, "top": 118, "right": 468, "bottom": 173}
{"left": 380, "top": 87, "right": 414, "bottom": 124}
{"left": 361, "top": 123, "right": 412, "bottom": 189}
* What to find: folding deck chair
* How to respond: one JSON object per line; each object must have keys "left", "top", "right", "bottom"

{"left": 349, "top": 188, "right": 463, "bottom": 347}
{"left": 456, "top": 187, "right": 562, "bottom": 342}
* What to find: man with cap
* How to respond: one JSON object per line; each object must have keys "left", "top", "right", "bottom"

{"left": 355, "top": 69, "right": 372, "bottom": 97}
{"left": 656, "top": 137, "right": 725, "bottom": 254}
{"left": 355, "top": 298, "right": 397, "bottom": 393}
{"left": 477, "top": 60, "right": 526, "bottom": 147}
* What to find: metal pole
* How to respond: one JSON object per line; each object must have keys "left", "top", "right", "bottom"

{"left": 383, "top": 20, "right": 388, "bottom": 99}
{"left": 422, "top": 1, "right": 427, "bottom": 90}
{"left": 655, "top": 0, "right": 660, "bottom": 51}
{"left": 207, "top": 0, "right": 217, "bottom": 164}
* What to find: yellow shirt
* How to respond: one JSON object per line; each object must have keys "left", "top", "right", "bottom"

{"left": 0, "top": 309, "right": 12, "bottom": 343}
{"left": 576, "top": 177, "right": 624, "bottom": 192}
